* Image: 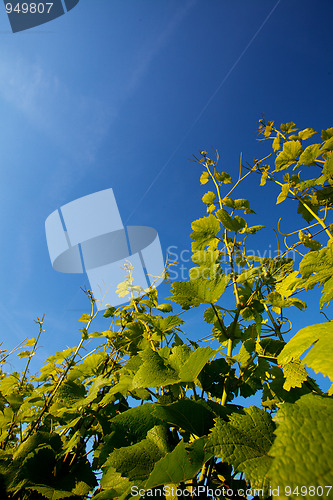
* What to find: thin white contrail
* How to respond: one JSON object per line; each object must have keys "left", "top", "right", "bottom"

{"left": 126, "top": 0, "right": 281, "bottom": 223}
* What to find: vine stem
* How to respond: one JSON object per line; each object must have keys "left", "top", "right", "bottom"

{"left": 270, "top": 174, "right": 333, "bottom": 240}
{"left": 263, "top": 303, "right": 284, "bottom": 342}
{"left": 3, "top": 316, "right": 45, "bottom": 448}
{"left": 22, "top": 298, "right": 97, "bottom": 442}
{"left": 221, "top": 337, "right": 233, "bottom": 406}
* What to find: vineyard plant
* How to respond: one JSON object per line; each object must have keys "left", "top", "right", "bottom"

{"left": 1, "top": 119, "right": 333, "bottom": 500}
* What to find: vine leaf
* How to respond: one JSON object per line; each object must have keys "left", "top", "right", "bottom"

{"left": 276, "top": 183, "right": 290, "bottom": 204}
{"left": 281, "top": 359, "right": 309, "bottom": 391}
{"left": 269, "top": 394, "right": 333, "bottom": 490}
{"left": 153, "top": 399, "right": 219, "bottom": 437}
{"left": 168, "top": 274, "right": 228, "bottom": 309}
{"left": 145, "top": 437, "right": 212, "bottom": 489}
{"left": 266, "top": 291, "right": 306, "bottom": 313}
{"left": 26, "top": 485, "right": 82, "bottom": 499}
{"left": 297, "top": 143, "right": 321, "bottom": 166}
{"left": 190, "top": 215, "right": 220, "bottom": 251}
{"left": 275, "top": 140, "right": 302, "bottom": 171}
{"left": 104, "top": 425, "right": 172, "bottom": 482}
{"left": 277, "top": 322, "right": 333, "bottom": 382}
{"left": 98, "top": 466, "right": 134, "bottom": 499}
{"left": 216, "top": 208, "right": 245, "bottom": 232}
{"left": 132, "top": 346, "right": 216, "bottom": 389}
{"left": 299, "top": 242, "right": 333, "bottom": 307}
{"left": 206, "top": 406, "right": 275, "bottom": 494}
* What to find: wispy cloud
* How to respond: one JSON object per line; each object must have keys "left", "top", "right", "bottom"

{"left": 125, "top": 0, "right": 197, "bottom": 95}
{"left": 0, "top": 53, "right": 114, "bottom": 165}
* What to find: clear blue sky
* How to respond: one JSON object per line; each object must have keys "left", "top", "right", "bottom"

{"left": 0, "top": 0, "right": 332, "bottom": 393}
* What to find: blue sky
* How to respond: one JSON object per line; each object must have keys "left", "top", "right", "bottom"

{"left": 0, "top": 0, "right": 332, "bottom": 393}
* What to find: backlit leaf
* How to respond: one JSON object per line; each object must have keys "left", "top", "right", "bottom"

{"left": 278, "top": 322, "right": 333, "bottom": 382}
{"left": 269, "top": 394, "right": 333, "bottom": 492}
{"left": 275, "top": 140, "right": 302, "bottom": 171}
{"left": 206, "top": 407, "right": 275, "bottom": 494}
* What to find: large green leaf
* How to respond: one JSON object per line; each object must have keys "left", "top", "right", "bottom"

{"left": 104, "top": 425, "right": 172, "bottom": 481}
{"left": 190, "top": 215, "right": 220, "bottom": 251}
{"left": 275, "top": 140, "right": 302, "bottom": 170}
{"left": 153, "top": 399, "right": 217, "bottom": 437}
{"left": 145, "top": 437, "right": 212, "bottom": 489}
{"left": 132, "top": 348, "right": 179, "bottom": 389}
{"left": 132, "top": 346, "right": 216, "bottom": 389}
{"left": 110, "top": 403, "right": 162, "bottom": 444}
{"left": 277, "top": 322, "right": 333, "bottom": 382}
{"left": 168, "top": 274, "right": 228, "bottom": 309}
{"left": 269, "top": 394, "right": 333, "bottom": 497}
{"left": 206, "top": 406, "right": 275, "bottom": 494}
{"left": 178, "top": 346, "right": 216, "bottom": 382}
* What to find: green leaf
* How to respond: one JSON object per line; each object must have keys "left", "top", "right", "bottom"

{"left": 281, "top": 359, "right": 309, "bottom": 391}
{"left": 216, "top": 209, "right": 244, "bottom": 232}
{"left": 155, "top": 304, "right": 173, "bottom": 313}
{"left": 78, "top": 314, "right": 91, "bottom": 323}
{"left": 13, "top": 432, "right": 62, "bottom": 462}
{"left": 56, "top": 380, "right": 85, "bottom": 406}
{"left": 275, "top": 270, "right": 300, "bottom": 298}
{"left": 200, "top": 171, "right": 209, "bottom": 185}
{"left": 298, "top": 127, "right": 317, "bottom": 140}
{"left": 168, "top": 274, "right": 228, "bottom": 309}
{"left": 246, "top": 225, "right": 265, "bottom": 234}
{"left": 278, "top": 322, "right": 333, "bottom": 382}
{"left": 297, "top": 143, "right": 321, "bottom": 166}
{"left": 26, "top": 486, "right": 78, "bottom": 499}
{"left": 190, "top": 215, "right": 220, "bottom": 251}
{"left": 321, "top": 127, "right": 333, "bottom": 141}
{"left": 275, "top": 140, "right": 302, "bottom": 171}
{"left": 218, "top": 172, "right": 232, "bottom": 184}
{"left": 202, "top": 191, "right": 215, "bottom": 205}
{"left": 131, "top": 346, "right": 215, "bottom": 389}
{"left": 17, "top": 350, "right": 32, "bottom": 359}
{"left": 178, "top": 346, "right": 216, "bottom": 382}
{"left": 234, "top": 199, "right": 250, "bottom": 210}
{"left": 272, "top": 134, "right": 281, "bottom": 152}
{"left": 260, "top": 171, "right": 269, "bottom": 186}
{"left": 153, "top": 399, "right": 217, "bottom": 437}
{"left": 322, "top": 152, "right": 333, "bottom": 185}
{"left": 103, "top": 306, "right": 117, "bottom": 318}
{"left": 104, "top": 425, "right": 172, "bottom": 481}
{"left": 321, "top": 276, "right": 333, "bottom": 308}
{"left": 25, "top": 338, "right": 36, "bottom": 347}
{"left": 266, "top": 291, "right": 306, "bottom": 313}
{"left": 299, "top": 242, "right": 333, "bottom": 306}
{"left": 269, "top": 394, "right": 333, "bottom": 491}
{"left": 206, "top": 407, "right": 275, "bottom": 494}
{"left": 145, "top": 437, "right": 212, "bottom": 489}
{"left": 298, "top": 231, "right": 321, "bottom": 250}
{"left": 276, "top": 183, "right": 290, "bottom": 204}
{"left": 280, "top": 122, "right": 297, "bottom": 133}
{"left": 222, "top": 196, "right": 234, "bottom": 208}
{"left": 132, "top": 348, "right": 179, "bottom": 389}
{"left": 297, "top": 196, "right": 319, "bottom": 223}
{"left": 320, "top": 136, "right": 333, "bottom": 154}
{"left": 111, "top": 403, "right": 163, "bottom": 444}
